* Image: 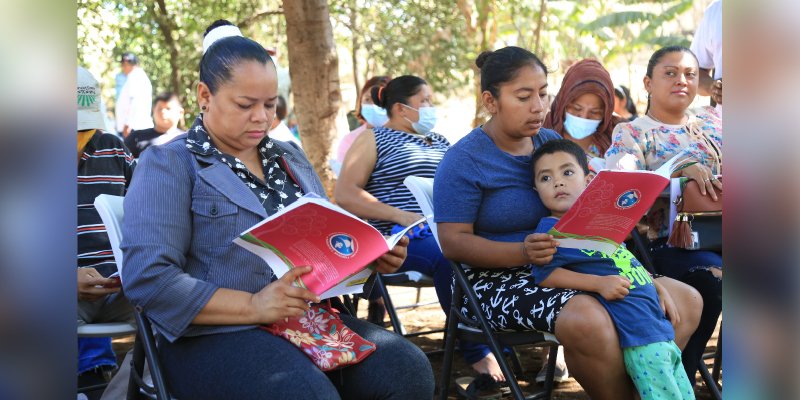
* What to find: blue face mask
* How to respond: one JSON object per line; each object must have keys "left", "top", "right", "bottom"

{"left": 360, "top": 104, "right": 388, "bottom": 128}
{"left": 401, "top": 104, "right": 437, "bottom": 135}
{"left": 563, "top": 112, "right": 602, "bottom": 139}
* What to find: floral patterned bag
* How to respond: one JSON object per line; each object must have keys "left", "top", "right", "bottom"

{"left": 261, "top": 302, "right": 377, "bottom": 371}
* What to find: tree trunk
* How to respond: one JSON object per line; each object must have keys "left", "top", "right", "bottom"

{"left": 152, "top": 0, "right": 181, "bottom": 96}
{"left": 533, "top": 0, "right": 547, "bottom": 55}
{"left": 283, "top": 0, "right": 341, "bottom": 197}
{"left": 349, "top": 0, "right": 360, "bottom": 98}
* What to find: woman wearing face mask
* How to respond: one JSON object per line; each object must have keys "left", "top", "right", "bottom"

{"left": 335, "top": 76, "right": 505, "bottom": 382}
{"left": 336, "top": 76, "right": 392, "bottom": 164}
{"left": 544, "top": 59, "right": 621, "bottom": 175}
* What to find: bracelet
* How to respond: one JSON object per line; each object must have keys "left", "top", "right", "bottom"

{"left": 651, "top": 273, "right": 664, "bottom": 279}
{"left": 521, "top": 242, "right": 527, "bottom": 259}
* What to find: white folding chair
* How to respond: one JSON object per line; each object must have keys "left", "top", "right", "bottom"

{"left": 78, "top": 196, "right": 136, "bottom": 395}
{"left": 81, "top": 196, "right": 136, "bottom": 336}
{"left": 355, "top": 177, "right": 441, "bottom": 337}
{"left": 94, "top": 194, "right": 173, "bottom": 400}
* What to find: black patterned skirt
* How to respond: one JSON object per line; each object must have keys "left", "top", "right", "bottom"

{"left": 458, "top": 266, "right": 578, "bottom": 333}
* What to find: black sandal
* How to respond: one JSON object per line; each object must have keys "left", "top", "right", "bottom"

{"left": 455, "top": 373, "right": 503, "bottom": 400}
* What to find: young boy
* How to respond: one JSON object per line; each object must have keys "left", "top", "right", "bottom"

{"left": 530, "top": 139, "right": 694, "bottom": 400}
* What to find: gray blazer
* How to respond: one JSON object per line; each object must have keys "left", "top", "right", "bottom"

{"left": 121, "top": 135, "right": 326, "bottom": 342}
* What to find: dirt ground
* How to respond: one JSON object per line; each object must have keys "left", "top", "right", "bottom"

{"left": 112, "top": 285, "right": 720, "bottom": 399}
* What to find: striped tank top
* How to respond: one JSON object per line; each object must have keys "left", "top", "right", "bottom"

{"left": 364, "top": 126, "right": 450, "bottom": 234}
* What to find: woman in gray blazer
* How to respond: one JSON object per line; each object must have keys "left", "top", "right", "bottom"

{"left": 120, "top": 20, "right": 433, "bottom": 400}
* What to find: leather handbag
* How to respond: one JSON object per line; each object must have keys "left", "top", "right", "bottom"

{"left": 261, "top": 301, "right": 377, "bottom": 371}
{"left": 668, "top": 177, "right": 722, "bottom": 251}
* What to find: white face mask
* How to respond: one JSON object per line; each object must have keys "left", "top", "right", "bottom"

{"left": 360, "top": 104, "right": 388, "bottom": 128}
{"left": 401, "top": 104, "right": 437, "bottom": 135}
{"left": 563, "top": 112, "right": 601, "bottom": 139}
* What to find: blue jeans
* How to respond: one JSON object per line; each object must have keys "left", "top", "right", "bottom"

{"left": 78, "top": 337, "right": 117, "bottom": 375}
{"left": 375, "top": 226, "right": 491, "bottom": 365}
{"left": 158, "top": 316, "right": 434, "bottom": 399}
{"left": 651, "top": 245, "right": 722, "bottom": 384}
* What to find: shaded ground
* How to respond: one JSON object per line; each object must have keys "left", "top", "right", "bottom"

{"left": 112, "top": 285, "right": 720, "bottom": 399}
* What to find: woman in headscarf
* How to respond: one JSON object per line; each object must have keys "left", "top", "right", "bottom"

{"left": 544, "top": 59, "right": 621, "bottom": 174}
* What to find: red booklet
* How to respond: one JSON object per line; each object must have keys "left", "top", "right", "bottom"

{"left": 234, "top": 195, "right": 424, "bottom": 299}
{"left": 548, "top": 153, "right": 691, "bottom": 254}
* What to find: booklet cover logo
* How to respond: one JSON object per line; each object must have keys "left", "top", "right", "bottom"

{"left": 328, "top": 233, "right": 357, "bottom": 258}
{"left": 615, "top": 189, "right": 641, "bottom": 210}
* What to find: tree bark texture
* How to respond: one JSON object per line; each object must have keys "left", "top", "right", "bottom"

{"left": 152, "top": 0, "right": 181, "bottom": 97}
{"left": 283, "top": 0, "right": 341, "bottom": 197}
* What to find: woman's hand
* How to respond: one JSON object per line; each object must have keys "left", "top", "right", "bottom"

{"left": 375, "top": 236, "right": 409, "bottom": 274}
{"left": 711, "top": 79, "right": 722, "bottom": 105}
{"left": 523, "top": 233, "right": 559, "bottom": 265}
{"left": 250, "top": 266, "right": 321, "bottom": 325}
{"left": 653, "top": 277, "right": 681, "bottom": 326}
{"left": 680, "top": 163, "right": 722, "bottom": 201}
{"left": 77, "top": 268, "right": 120, "bottom": 301}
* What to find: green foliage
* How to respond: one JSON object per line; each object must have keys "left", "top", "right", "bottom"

{"left": 78, "top": 0, "right": 699, "bottom": 127}
{"left": 329, "top": 0, "right": 473, "bottom": 96}
{"left": 578, "top": 0, "right": 695, "bottom": 63}
{"left": 78, "top": 0, "right": 281, "bottom": 127}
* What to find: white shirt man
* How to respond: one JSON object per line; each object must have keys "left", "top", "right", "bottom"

{"left": 115, "top": 53, "right": 153, "bottom": 136}
{"left": 690, "top": 0, "right": 722, "bottom": 110}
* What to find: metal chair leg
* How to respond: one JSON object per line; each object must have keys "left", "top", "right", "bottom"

{"left": 127, "top": 333, "right": 146, "bottom": 400}
{"left": 453, "top": 263, "right": 526, "bottom": 400}
{"left": 438, "top": 284, "right": 462, "bottom": 400}
{"left": 712, "top": 332, "right": 722, "bottom": 383}
{"left": 698, "top": 358, "right": 722, "bottom": 400}
{"left": 509, "top": 347, "right": 524, "bottom": 376}
{"left": 377, "top": 274, "right": 407, "bottom": 335}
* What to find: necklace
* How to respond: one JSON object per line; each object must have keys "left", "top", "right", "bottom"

{"left": 647, "top": 111, "right": 687, "bottom": 125}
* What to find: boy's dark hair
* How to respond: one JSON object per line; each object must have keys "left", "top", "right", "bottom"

{"left": 200, "top": 19, "right": 274, "bottom": 94}
{"left": 152, "top": 91, "right": 179, "bottom": 108}
{"left": 275, "top": 95, "right": 287, "bottom": 121}
{"left": 531, "top": 139, "right": 590, "bottom": 184}
{"left": 370, "top": 75, "right": 427, "bottom": 118}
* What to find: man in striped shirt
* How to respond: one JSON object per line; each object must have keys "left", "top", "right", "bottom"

{"left": 77, "top": 66, "right": 136, "bottom": 397}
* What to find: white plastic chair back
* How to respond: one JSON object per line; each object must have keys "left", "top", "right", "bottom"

{"left": 79, "top": 194, "right": 135, "bottom": 338}
{"left": 93, "top": 194, "right": 126, "bottom": 277}
{"left": 403, "top": 176, "right": 440, "bottom": 248}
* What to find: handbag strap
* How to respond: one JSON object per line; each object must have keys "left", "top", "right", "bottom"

{"left": 684, "top": 120, "right": 722, "bottom": 174}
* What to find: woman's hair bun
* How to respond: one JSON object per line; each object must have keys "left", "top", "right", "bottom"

{"left": 475, "top": 51, "right": 494, "bottom": 69}
{"left": 370, "top": 85, "right": 384, "bottom": 108}
{"left": 205, "top": 19, "right": 235, "bottom": 37}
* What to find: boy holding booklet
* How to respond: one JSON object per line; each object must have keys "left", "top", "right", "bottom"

{"left": 530, "top": 139, "right": 694, "bottom": 400}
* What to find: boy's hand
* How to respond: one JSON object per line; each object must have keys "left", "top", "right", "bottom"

{"left": 593, "top": 275, "right": 631, "bottom": 301}
{"left": 523, "top": 233, "right": 559, "bottom": 265}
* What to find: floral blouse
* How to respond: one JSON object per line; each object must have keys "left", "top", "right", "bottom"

{"left": 604, "top": 106, "right": 722, "bottom": 239}
{"left": 185, "top": 116, "right": 303, "bottom": 214}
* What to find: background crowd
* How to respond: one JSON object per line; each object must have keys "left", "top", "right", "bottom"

{"left": 75, "top": 1, "right": 722, "bottom": 399}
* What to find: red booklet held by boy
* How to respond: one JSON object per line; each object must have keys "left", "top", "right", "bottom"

{"left": 234, "top": 195, "right": 425, "bottom": 300}
{"left": 548, "top": 152, "right": 692, "bottom": 255}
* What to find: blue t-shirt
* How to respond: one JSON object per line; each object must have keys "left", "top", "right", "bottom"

{"left": 532, "top": 217, "right": 674, "bottom": 348}
{"left": 433, "top": 127, "right": 561, "bottom": 243}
